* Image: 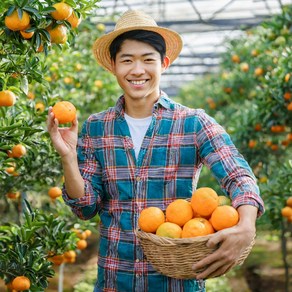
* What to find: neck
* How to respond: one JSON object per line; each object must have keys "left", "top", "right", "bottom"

{"left": 124, "top": 93, "right": 160, "bottom": 118}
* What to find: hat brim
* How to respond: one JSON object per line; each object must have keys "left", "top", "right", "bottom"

{"left": 92, "top": 26, "right": 183, "bottom": 73}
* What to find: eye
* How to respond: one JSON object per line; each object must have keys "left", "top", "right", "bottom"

{"left": 145, "top": 58, "right": 155, "bottom": 63}
{"left": 121, "top": 59, "right": 132, "bottom": 63}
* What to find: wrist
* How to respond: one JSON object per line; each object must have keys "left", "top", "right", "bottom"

{"left": 61, "top": 151, "right": 78, "bottom": 163}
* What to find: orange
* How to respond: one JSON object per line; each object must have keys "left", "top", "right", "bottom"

{"left": 210, "top": 205, "right": 239, "bottom": 231}
{"left": 94, "top": 80, "right": 103, "bottom": 88}
{"left": 20, "top": 29, "right": 34, "bottom": 39}
{"left": 76, "top": 230, "right": 87, "bottom": 239}
{"left": 138, "top": 206, "right": 165, "bottom": 233}
{"left": 67, "top": 11, "right": 82, "bottom": 28}
{"left": 284, "top": 73, "right": 291, "bottom": 83}
{"left": 286, "top": 197, "right": 292, "bottom": 208}
{"left": 52, "top": 101, "right": 77, "bottom": 124}
{"left": 231, "top": 54, "right": 240, "bottom": 63}
{"left": 218, "top": 195, "right": 231, "bottom": 206}
{"left": 165, "top": 199, "right": 193, "bottom": 226}
{"left": 191, "top": 187, "right": 218, "bottom": 217}
{"left": 156, "top": 222, "right": 182, "bottom": 238}
{"left": 6, "top": 191, "right": 20, "bottom": 199}
{"left": 84, "top": 229, "right": 92, "bottom": 237}
{"left": 281, "top": 206, "right": 292, "bottom": 218}
{"left": 35, "top": 102, "right": 45, "bottom": 113}
{"left": 76, "top": 239, "right": 87, "bottom": 250}
{"left": 5, "top": 162, "right": 16, "bottom": 174}
{"left": 251, "top": 49, "right": 259, "bottom": 57}
{"left": 27, "top": 91, "right": 35, "bottom": 99}
{"left": 5, "top": 10, "right": 30, "bottom": 31}
{"left": 254, "top": 67, "right": 264, "bottom": 76}
{"left": 240, "top": 62, "right": 249, "bottom": 72}
{"left": 248, "top": 139, "right": 257, "bottom": 148}
{"left": 11, "top": 276, "right": 31, "bottom": 291}
{"left": 0, "top": 90, "right": 16, "bottom": 106}
{"left": 284, "top": 92, "right": 291, "bottom": 100}
{"left": 48, "top": 254, "right": 65, "bottom": 265}
{"left": 182, "top": 218, "right": 214, "bottom": 238}
{"left": 51, "top": 2, "right": 73, "bottom": 20}
{"left": 63, "top": 250, "right": 77, "bottom": 263}
{"left": 254, "top": 123, "right": 262, "bottom": 131}
{"left": 47, "top": 24, "right": 68, "bottom": 44}
{"left": 11, "top": 144, "right": 26, "bottom": 158}
{"left": 287, "top": 102, "right": 292, "bottom": 111}
{"left": 223, "top": 87, "right": 232, "bottom": 94}
{"left": 48, "top": 186, "right": 62, "bottom": 199}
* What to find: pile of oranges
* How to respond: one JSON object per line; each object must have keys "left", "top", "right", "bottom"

{"left": 138, "top": 187, "right": 239, "bottom": 238}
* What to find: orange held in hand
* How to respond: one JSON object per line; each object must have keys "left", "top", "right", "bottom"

{"left": 209, "top": 205, "right": 239, "bottom": 231}
{"left": 52, "top": 101, "right": 77, "bottom": 124}
{"left": 191, "top": 187, "right": 219, "bottom": 217}
{"left": 138, "top": 206, "right": 165, "bottom": 233}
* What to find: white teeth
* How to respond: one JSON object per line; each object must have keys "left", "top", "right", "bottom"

{"left": 130, "top": 80, "right": 146, "bottom": 85}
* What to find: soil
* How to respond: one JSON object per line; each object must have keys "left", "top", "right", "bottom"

{"left": 0, "top": 235, "right": 290, "bottom": 292}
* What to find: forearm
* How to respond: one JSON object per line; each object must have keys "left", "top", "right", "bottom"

{"left": 237, "top": 204, "right": 258, "bottom": 233}
{"left": 61, "top": 152, "right": 85, "bottom": 199}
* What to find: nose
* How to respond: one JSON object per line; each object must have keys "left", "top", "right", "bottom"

{"left": 131, "top": 61, "right": 145, "bottom": 75}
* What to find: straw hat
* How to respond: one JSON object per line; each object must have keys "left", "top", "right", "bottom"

{"left": 92, "top": 10, "right": 183, "bottom": 73}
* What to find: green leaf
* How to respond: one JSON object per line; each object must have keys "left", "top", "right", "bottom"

{"left": 17, "top": 8, "right": 23, "bottom": 20}
{"left": 7, "top": 6, "right": 16, "bottom": 16}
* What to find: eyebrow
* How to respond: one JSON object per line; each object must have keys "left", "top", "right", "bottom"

{"left": 118, "top": 52, "right": 157, "bottom": 58}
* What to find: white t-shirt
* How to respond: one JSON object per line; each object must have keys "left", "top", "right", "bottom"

{"left": 124, "top": 113, "right": 152, "bottom": 159}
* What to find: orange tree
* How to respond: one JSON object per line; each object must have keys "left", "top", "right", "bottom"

{"left": 0, "top": 0, "right": 100, "bottom": 217}
{"left": 178, "top": 4, "right": 292, "bottom": 229}
{"left": 178, "top": 5, "right": 292, "bottom": 289}
{"left": 0, "top": 0, "right": 111, "bottom": 289}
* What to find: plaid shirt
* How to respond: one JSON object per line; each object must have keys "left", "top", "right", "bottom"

{"left": 63, "top": 92, "right": 264, "bottom": 292}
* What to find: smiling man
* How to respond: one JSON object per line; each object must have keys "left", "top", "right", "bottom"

{"left": 47, "top": 10, "right": 264, "bottom": 292}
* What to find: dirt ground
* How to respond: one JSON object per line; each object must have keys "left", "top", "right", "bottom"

{"left": 0, "top": 235, "right": 290, "bottom": 292}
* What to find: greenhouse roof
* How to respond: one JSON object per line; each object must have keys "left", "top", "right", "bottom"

{"left": 93, "top": 0, "right": 292, "bottom": 95}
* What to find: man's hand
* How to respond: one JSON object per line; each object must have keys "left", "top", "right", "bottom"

{"left": 192, "top": 205, "right": 258, "bottom": 279}
{"left": 47, "top": 106, "right": 79, "bottom": 158}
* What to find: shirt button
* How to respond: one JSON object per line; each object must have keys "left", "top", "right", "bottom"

{"left": 136, "top": 176, "right": 141, "bottom": 181}
{"left": 136, "top": 259, "right": 140, "bottom": 263}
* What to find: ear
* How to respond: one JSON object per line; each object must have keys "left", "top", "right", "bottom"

{"left": 161, "top": 56, "right": 170, "bottom": 72}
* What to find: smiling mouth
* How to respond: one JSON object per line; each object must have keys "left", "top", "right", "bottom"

{"left": 129, "top": 80, "right": 148, "bottom": 85}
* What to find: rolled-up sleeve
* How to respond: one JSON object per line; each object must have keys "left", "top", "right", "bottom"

{"left": 195, "top": 111, "right": 265, "bottom": 217}
{"left": 62, "top": 119, "right": 104, "bottom": 220}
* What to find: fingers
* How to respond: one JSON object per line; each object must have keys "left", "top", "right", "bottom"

{"left": 197, "top": 263, "right": 233, "bottom": 279}
{"left": 206, "top": 231, "right": 224, "bottom": 248}
{"left": 71, "top": 115, "right": 79, "bottom": 133}
{"left": 47, "top": 107, "right": 58, "bottom": 130}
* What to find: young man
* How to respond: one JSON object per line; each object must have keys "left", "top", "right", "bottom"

{"left": 47, "top": 10, "right": 264, "bottom": 292}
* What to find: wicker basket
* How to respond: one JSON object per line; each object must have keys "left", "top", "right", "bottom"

{"left": 135, "top": 229, "right": 255, "bottom": 279}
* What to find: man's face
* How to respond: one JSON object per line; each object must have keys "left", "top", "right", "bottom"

{"left": 111, "top": 39, "right": 169, "bottom": 103}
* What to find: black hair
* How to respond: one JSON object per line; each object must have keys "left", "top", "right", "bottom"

{"left": 109, "top": 30, "right": 166, "bottom": 62}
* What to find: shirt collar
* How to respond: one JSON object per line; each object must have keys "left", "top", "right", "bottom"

{"left": 114, "top": 90, "right": 174, "bottom": 118}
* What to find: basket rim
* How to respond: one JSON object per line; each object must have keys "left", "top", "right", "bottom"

{"left": 135, "top": 228, "right": 215, "bottom": 246}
